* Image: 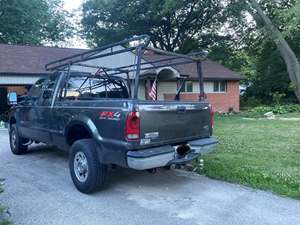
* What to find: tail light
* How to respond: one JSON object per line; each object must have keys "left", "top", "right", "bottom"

{"left": 125, "top": 111, "right": 140, "bottom": 141}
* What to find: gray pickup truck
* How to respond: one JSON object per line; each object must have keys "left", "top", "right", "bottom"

{"left": 7, "top": 35, "right": 217, "bottom": 193}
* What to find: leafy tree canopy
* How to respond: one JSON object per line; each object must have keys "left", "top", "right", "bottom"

{"left": 82, "top": 0, "right": 230, "bottom": 51}
{"left": 81, "top": 0, "right": 300, "bottom": 104}
{"left": 0, "top": 0, "right": 73, "bottom": 45}
{"left": 213, "top": 0, "right": 300, "bottom": 103}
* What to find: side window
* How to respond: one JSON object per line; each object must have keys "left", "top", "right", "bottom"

{"left": 182, "top": 81, "right": 193, "bottom": 93}
{"left": 186, "top": 82, "right": 193, "bottom": 92}
{"left": 27, "top": 77, "right": 46, "bottom": 99}
{"left": 220, "top": 81, "right": 226, "bottom": 92}
{"left": 213, "top": 81, "right": 219, "bottom": 92}
{"left": 39, "top": 75, "right": 58, "bottom": 105}
{"left": 213, "top": 81, "right": 227, "bottom": 93}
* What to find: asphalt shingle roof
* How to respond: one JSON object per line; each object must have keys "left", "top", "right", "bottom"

{"left": 0, "top": 43, "right": 243, "bottom": 80}
{"left": 0, "top": 44, "right": 86, "bottom": 74}
{"left": 143, "top": 50, "right": 243, "bottom": 80}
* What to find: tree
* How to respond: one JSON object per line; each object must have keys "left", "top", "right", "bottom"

{"left": 0, "top": 0, "right": 73, "bottom": 45}
{"left": 220, "top": 0, "right": 300, "bottom": 103}
{"left": 81, "top": 0, "right": 300, "bottom": 103}
{"left": 81, "top": 0, "right": 228, "bottom": 51}
{"left": 245, "top": 40, "right": 297, "bottom": 103}
{"left": 248, "top": 0, "right": 300, "bottom": 102}
{"left": 209, "top": 43, "right": 256, "bottom": 84}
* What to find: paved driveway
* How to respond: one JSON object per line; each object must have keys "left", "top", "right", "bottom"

{"left": 0, "top": 130, "right": 300, "bottom": 225}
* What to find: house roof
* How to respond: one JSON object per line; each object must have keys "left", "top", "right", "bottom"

{"left": 0, "top": 43, "right": 243, "bottom": 80}
{"left": 0, "top": 43, "right": 86, "bottom": 75}
{"left": 143, "top": 50, "right": 243, "bottom": 81}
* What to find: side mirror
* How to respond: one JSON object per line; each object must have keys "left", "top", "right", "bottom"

{"left": 7, "top": 92, "right": 18, "bottom": 105}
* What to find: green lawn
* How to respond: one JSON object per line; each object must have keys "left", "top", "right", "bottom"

{"left": 0, "top": 184, "right": 10, "bottom": 225}
{"left": 201, "top": 114, "right": 300, "bottom": 199}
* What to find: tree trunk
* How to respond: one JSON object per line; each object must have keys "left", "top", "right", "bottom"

{"left": 249, "top": 0, "right": 300, "bottom": 102}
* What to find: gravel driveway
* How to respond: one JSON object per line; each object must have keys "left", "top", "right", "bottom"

{"left": 0, "top": 129, "right": 299, "bottom": 225}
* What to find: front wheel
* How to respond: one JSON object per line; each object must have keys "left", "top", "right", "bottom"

{"left": 9, "top": 124, "right": 28, "bottom": 155}
{"left": 69, "top": 139, "right": 107, "bottom": 194}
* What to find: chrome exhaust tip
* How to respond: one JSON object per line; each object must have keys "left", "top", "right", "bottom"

{"left": 175, "top": 144, "right": 191, "bottom": 156}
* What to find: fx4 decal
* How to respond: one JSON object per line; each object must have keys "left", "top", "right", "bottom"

{"left": 100, "top": 111, "right": 121, "bottom": 121}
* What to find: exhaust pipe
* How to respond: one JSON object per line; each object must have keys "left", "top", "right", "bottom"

{"left": 176, "top": 144, "right": 191, "bottom": 157}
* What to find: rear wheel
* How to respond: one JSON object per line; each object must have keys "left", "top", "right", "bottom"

{"left": 163, "top": 165, "right": 171, "bottom": 170}
{"left": 9, "top": 124, "right": 28, "bottom": 155}
{"left": 69, "top": 139, "right": 107, "bottom": 193}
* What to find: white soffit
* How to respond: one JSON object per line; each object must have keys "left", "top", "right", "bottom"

{"left": 0, "top": 75, "right": 40, "bottom": 85}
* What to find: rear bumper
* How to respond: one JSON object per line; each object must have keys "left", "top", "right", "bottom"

{"left": 127, "top": 137, "right": 218, "bottom": 170}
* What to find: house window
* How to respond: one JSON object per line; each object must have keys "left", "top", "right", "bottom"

{"left": 213, "top": 81, "right": 227, "bottom": 92}
{"left": 182, "top": 81, "right": 193, "bottom": 93}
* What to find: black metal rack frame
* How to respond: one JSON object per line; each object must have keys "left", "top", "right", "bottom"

{"left": 45, "top": 35, "right": 206, "bottom": 100}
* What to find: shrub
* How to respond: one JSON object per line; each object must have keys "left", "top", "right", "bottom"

{"left": 249, "top": 104, "right": 300, "bottom": 114}
{"left": 271, "top": 92, "right": 286, "bottom": 105}
{"left": 0, "top": 112, "right": 9, "bottom": 123}
{"left": 240, "top": 96, "right": 262, "bottom": 109}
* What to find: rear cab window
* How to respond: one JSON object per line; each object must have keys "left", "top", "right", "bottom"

{"left": 59, "top": 72, "right": 129, "bottom": 101}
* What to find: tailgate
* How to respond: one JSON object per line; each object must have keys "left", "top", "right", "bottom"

{"left": 138, "top": 101, "right": 211, "bottom": 146}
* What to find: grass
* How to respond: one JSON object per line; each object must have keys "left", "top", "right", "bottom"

{"left": 0, "top": 184, "right": 10, "bottom": 225}
{"left": 201, "top": 113, "right": 300, "bottom": 199}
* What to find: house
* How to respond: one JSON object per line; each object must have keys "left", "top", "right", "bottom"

{"left": 141, "top": 49, "right": 243, "bottom": 112}
{"left": 0, "top": 43, "right": 243, "bottom": 114}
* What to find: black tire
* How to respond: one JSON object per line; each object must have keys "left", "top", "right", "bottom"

{"left": 163, "top": 165, "right": 171, "bottom": 170}
{"left": 9, "top": 124, "right": 28, "bottom": 155}
{"left": 69, "top": 139, "right": 107, "bottom": 194}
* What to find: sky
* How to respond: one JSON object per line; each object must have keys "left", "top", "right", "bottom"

{"left": 63, "top": 0, "right": 83, "bottom": 12}
{"left": 62, "top": 0, "right": 87, "bottom": 48}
